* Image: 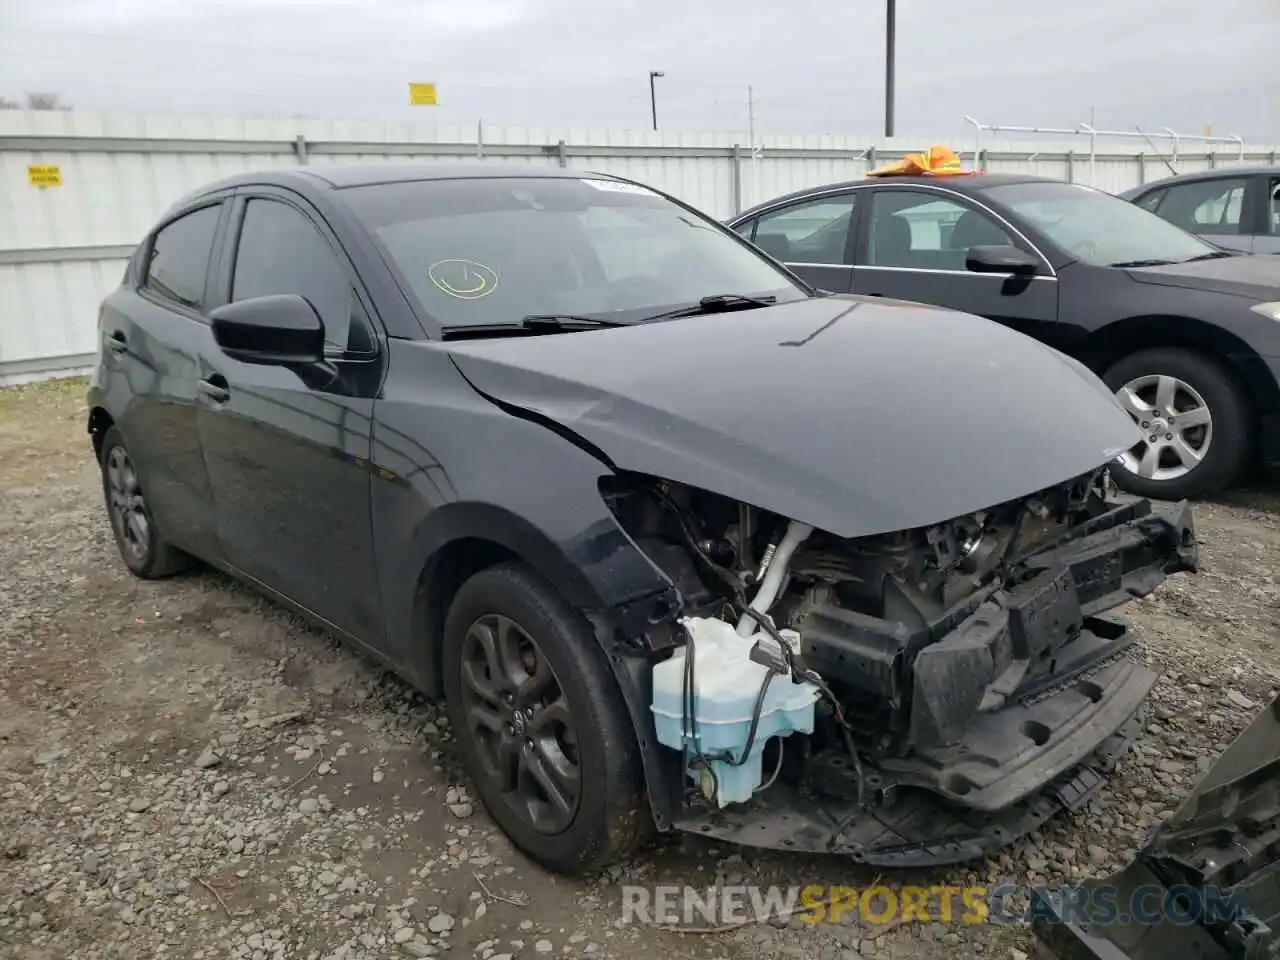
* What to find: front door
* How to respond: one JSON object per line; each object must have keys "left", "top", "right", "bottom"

{"left": 1145, "top": 175, "right": 1256, "bottom": 254}
{"left": 1257, "top": 177, "right": 1280, "bottom": 255}
{"left": 196, "top": 191, "right": 387, "bottom": 647}
{"left": 737, "top": 192, "right": 860, "bottom": 293}
{"left": 851, "top": 187, "right": 1060, "bottom": 347}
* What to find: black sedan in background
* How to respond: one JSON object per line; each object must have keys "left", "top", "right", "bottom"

{"left": 729, "top": 174, "right": 1280, "bottom": 499}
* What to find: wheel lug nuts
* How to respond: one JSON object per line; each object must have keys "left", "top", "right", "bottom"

{"left": 1149, "top": 435, "right": 1157, "bottom": 443}
{"left": 1141, "top": 421, "right": 1149, "bottom": 428}
{"left": 504, "top": 724, "right": 514, "bottom": 736}
{"left": 1165, "top": 433, "right": 1173, "bottom": 440}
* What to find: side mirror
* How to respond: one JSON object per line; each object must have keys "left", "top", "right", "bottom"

{"left": 965, "top": 244, "right": 1040, "bottom": 276}
{"left": 209, "top": 294, "right": 325, "bottom": 365}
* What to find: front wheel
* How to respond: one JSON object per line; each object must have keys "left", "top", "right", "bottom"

{"left": 441, "top": 561, "right": 652, "bottom": 875}
{"left": 1103, "top": 347, "right": 1251, "bottom": 499}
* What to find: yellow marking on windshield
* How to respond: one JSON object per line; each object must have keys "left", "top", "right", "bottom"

{"left": 429, "top": 259, "right": 499, "bottom": 299}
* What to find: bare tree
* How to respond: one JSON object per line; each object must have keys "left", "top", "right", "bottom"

{"left": 0, "top": 93, "right": 71, "bottom": 110}
{"left": 24, "top": 92, "right": 71, "bottom": 111}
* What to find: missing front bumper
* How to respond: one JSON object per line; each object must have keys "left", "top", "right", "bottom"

{"left": 671, "top": 704, "right": 1145, "bottom": 868}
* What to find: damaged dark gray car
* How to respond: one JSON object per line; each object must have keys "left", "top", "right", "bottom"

{"left": 87, "top": 163, "right": 1197, "bottom": 876}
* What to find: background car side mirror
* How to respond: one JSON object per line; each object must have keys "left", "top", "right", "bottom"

{"left": 209, "top": 294, "right": 325, "bottom": 365}
{"left": 965, "top": 244, "right": 1040, "bottom": 276}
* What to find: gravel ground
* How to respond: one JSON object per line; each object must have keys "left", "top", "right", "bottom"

{"left": 2, "top": 377, "right": 1278, "bottom": 960}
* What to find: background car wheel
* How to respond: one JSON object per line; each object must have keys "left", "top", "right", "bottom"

{"left": 98, "top": 426, "right": 194, "bottom": 578}
{"left": 441, "top": 561, "right": 651, "bottom": 875}
{"left": 1102, "top": 347, "right": 1250, "bottom": 499}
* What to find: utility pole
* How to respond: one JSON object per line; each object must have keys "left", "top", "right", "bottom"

{"left": 884, "top": 0, "right": 896, "bottom": 137}
{"left": 649, "top": 70, "right": 664, "bottom": 131}
{"left": 748, "top": 84, "right": 758, "bottom": 208}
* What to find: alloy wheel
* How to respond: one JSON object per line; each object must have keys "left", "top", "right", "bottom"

{"left": 106, "top": 446, "right": 150, "bottom": 562}
{"left": 458, "top": 613, "right": 581, "bottom": 834}
{"left": 1114, "top": 374, "right": 1213, "bottom": 482}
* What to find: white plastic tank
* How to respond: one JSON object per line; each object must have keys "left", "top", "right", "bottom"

{"left": 651, "top": 616, "right": 820, "bottom": 806}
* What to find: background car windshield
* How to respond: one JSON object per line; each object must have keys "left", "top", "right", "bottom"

{"left": 982, "top": 181, "right": 1217, "bottom": 266}
{"left": 344, "top": 176, "right": 807, "bottom": 328}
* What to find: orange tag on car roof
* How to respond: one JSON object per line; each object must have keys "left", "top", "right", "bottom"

{"left": 867, "top": 145, "right": 973, "bottom": 177}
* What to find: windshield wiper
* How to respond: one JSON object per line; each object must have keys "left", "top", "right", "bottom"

{"left": 1109, "top": 258, "right": 1176, "bottom": 268}
{"left": 640, "top": 293, "right": 778, "bottom": 323}
{"left": 439, "top": 315, "right": 625, "bottom": 341}
{"left": 1182, "top": 250, "right": 1237, "bottom": 262}
{"left": 520, "top": 314, "right": 625, "bottom": 329}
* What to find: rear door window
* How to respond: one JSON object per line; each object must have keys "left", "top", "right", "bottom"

{"left": 143, "top": 204, "right": 223, "bottom": 309}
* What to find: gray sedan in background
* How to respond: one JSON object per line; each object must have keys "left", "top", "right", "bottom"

{"left": 1120, "top": 166, "right": 1280, "bottom": 254}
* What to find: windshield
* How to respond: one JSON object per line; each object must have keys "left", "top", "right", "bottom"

{"left": 981, "top": 180, "right": 1218, "bottom": 267}
{"left": 343, "top": 176, "right": 808, "bottom": 329}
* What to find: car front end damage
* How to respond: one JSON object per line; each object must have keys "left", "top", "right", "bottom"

{"left": 600, "top": 467, "right": 1197, "bottom": 866}
{"left": 1032, "top": 693, "right": 1280, "bottom": 960}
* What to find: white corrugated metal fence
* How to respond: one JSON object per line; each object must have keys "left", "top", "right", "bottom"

{"left": 3, "top": 109, "right": 1277, "bottom": 383}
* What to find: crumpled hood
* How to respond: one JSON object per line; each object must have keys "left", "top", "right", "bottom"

{"left": 442, "top": 296, "right": 1141, "bottom": 538}
{"left": 1127, "top": 253, "right": 1280, "bottom": 300}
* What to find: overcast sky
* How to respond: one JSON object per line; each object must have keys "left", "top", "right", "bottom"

{"left": 2, "top": 0, "right": 1278, "bottom": 142}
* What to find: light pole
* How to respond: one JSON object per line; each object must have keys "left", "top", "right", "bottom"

{"left": 884, "top": 0, "right": 895, "bottom": 137}
{"left": 649, "top": 70, "right": 664, "bottom": 131}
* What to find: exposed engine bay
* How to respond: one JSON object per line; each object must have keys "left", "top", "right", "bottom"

{"left": 601, "top": 467, "right": 1198, "bottom": 866}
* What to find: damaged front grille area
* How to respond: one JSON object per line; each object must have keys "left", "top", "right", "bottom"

{"left": 602, "top": 467, "right": 1197, "bottom": 865}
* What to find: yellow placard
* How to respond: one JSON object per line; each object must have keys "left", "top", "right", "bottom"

{"left": 408, "top": 82, "right": 438, "bottom": 106}
{"left": 28, "top": 164, "right": 62, "bottom": 188}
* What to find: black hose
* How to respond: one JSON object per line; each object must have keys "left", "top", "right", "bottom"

{"left": 735, "top": 606, "right": 866, "bottom": 808}
{"left": 646, "top": 485, "right": 745, "bottom": 603}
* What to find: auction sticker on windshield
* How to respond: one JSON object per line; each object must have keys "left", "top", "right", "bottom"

{"left": 582, "top": 179, "right": 656, "bottom": 196}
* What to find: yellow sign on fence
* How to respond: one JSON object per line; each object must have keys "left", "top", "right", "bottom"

{"left": 408, "top": 82, "right": 438, "bottom": 106}
{"left": 28, "top": 164, "right": 62, "bottom": 188}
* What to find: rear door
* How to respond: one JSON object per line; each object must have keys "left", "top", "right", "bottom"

{"left": 99, "top": 197, "right": 230, "bottom": 562}
{"left": 196, "top": 188, "right": 388, "bottom": 646}
{"left": 850, "top": 185, "right": 1060, "bottom": 346}
{"left": 732, "top": 191, "right": 860, "bottom": 293}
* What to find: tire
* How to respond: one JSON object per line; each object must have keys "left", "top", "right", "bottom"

{"left": 98, "top": 426, "right": 194, "bottom": 578}
{"left": 1102, "top": 347, "right": 1251, "bottom": 500}
{"left": 441, "top": 561, "right": 651, "bottom": 875}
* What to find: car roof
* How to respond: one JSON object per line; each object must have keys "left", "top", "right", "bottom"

{"left": 173, "top": 162, "right": 617, "bottom": 205}
{"left": 730, "top": 172, "right": 1057, "bottom": 222}
{"left": 1118, "top": 165, "right": 1279, "bottom": 198}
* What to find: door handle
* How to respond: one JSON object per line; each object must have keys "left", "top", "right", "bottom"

{"left": 106, "top": 331, "right": 128, "bottom": 353}
{"left": 197, "top": 375, "right": 230, "bottom": 405}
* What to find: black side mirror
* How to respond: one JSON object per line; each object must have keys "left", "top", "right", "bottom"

{"left": 210, "top": 294, "right": 325, "bottom": 365}
{"left": 965, "top": 244, "right": 1040, "bottom": 276}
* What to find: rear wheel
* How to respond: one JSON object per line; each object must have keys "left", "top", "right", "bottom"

{"left": 98, "top": 426, "right": 194, "bottom": 578}
{"left": 441, "top": 561, "right": 651, "bottom": 875}
{"left": 1103, "top": 347, "right": 1250, "bottom": 499}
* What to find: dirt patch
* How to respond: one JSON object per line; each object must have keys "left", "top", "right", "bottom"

{"left": 1, "top": 376, "right": 1277, "bottom": 960}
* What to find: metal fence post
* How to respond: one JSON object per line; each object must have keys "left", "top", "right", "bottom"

{"left": 293, "top": 134, "right": 308, "bottom": 165}
{"left": 978, "top": 148, "right": 988, "bottom": 173}
{"left": 556, "top": 139, "right": 567, "bottom": 168}
{"left": 731, "top": 144, "right": 743, "bottom": 214}
{"left": 1066, "top": 150, "right": 1074, "bottom": 183}
{"left": 1137, "top": 152, "right": 1145, "bottom": 185}
{"left": 866, "top": 146, "right": 877, "bottom": 172}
